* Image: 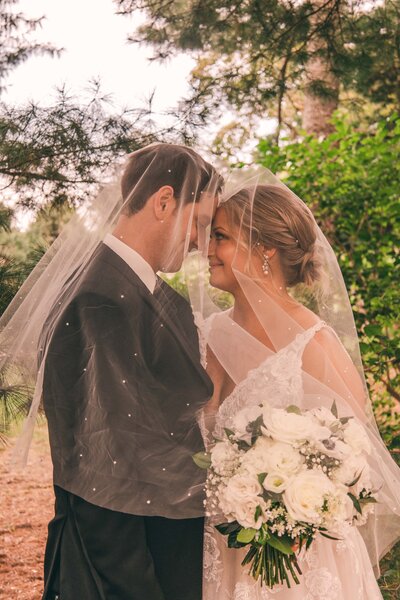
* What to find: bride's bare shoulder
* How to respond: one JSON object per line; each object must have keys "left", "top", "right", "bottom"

{"left": 290, "top": 303, "right": 320, "bottom": 329}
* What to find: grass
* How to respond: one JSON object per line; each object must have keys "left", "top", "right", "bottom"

{"left": 379, "top": 542, "right": 400, "bottom": 599}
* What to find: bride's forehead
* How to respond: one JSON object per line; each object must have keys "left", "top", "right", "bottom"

{"left": 212, "top": 206, "right": 229, "bottom": 227}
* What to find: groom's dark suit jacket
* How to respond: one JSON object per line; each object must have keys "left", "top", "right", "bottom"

{"left": 41, "top": 244, "right": 213, "bottom": 600}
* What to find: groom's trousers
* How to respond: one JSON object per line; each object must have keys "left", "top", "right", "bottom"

{"left": 42, "top": 486, "right": 204, "bottom": 600}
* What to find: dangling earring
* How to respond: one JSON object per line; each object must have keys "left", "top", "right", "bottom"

{"left": 262, "top": 252, "right": 269, "bottom": 275}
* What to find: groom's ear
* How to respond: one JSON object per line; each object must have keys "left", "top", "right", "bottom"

{"left": 152, "top": 185, "right": 177, "bottom": 222}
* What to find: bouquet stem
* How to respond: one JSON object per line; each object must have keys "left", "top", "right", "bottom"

{"left": 242, "top": 543, "right": 302, "bottom": 589}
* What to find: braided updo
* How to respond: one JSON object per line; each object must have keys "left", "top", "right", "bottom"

{"left": 223, "top": 184, "right": 320, "bottom": 287}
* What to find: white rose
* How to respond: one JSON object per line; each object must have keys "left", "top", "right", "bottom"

{"left": 232, "top": 404, "right": 264, "bottom": 443}
{"left": 283, "top": 470, "right": 337, "bottom": 525}
{"left": 263, "top": 472, "right": 290, "bottom": 493}
{"left": 239, "top": 437, "right": 273, "bottom": 476}
{"left": 263, "top": 441, "right": 305, "bottom": 475}
{"left": 342, "top": 419, "right": 371, "bottom": 455}
{"left": 211, "top": 441, "right": 240, "bottom": 476}
{"left": 235, "top": 499, "right": 265, "bottom": 529}
{"left": 262, "top": 407, "right": 330, "bottom": 445}
{"left": 219, "top": 474, "right": 263, "bottom": 528}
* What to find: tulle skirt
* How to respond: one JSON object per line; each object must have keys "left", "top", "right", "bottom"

{"left": 203, "top": 522, "right": 383, "bottom": 600}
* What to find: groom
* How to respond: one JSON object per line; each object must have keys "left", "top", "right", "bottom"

{"left": 41, "top": 144, "right": 222, "bottom": 600}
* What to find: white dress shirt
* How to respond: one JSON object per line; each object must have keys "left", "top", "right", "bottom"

{"left": 103, "top": 233, "right": 157, "bottom": 294}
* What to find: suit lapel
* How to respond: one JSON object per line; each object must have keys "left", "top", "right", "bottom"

{"left": 96, "top": 245, "right": 211, "bottom": 391}
{"left": 152, "top": 281, "right": 212, "bottom": 389}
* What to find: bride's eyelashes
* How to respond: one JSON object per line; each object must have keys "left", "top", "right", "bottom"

{"left": 212, "top": 229, "right": 229, "bottom": 241}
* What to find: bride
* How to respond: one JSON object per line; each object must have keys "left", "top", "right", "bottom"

{"left": 194, "top": 180, "right": 400, "bottom": 600}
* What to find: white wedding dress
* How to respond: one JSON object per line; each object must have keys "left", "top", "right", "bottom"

{"left": 202, "top": 321, "right": 383, "bottom": 600}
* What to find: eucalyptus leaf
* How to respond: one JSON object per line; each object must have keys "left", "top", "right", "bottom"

{"left": 331, "top": 400, "right": 338, "bottom": 419}
{"left": 348, "top": 492, "right": 362, "bottom": 514}
{"left": 286, "top": 405, "right": 301, "bottom": 415}
{"left": 192, "top": 451, "right": 211, "bottom": 469}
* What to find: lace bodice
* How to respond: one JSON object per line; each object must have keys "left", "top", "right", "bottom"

{"left": 213, "top": 320, "right": 326, "bottom": 438}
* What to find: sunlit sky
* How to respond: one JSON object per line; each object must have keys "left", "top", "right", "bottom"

{"left": 4, "top": 0, "right": 196, "bottom": 115}
{"left": 3, "top": 0, "right": 275, "bottom": 229}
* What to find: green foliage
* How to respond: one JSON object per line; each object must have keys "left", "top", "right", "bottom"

{"left": 256, "top": 115, "right": 400, "bottom": 444}
{"left": 116, "top": 0, "right": 400, "bottom": 136}
{"left": 0, "top": 83, "right": 160, "bottom": 210}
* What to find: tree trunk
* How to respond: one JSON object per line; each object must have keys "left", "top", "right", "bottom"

{"left": 302, "top": 1, "right": 340, "bottom": 137}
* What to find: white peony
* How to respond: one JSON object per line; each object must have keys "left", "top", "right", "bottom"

{"left": 211, "top": 441, "right": 241, "bottom": 476}
{"left": 342, "top": 419, "right": 371, "bottom": 455}
{"left": 283, "top": 470, "right": 339, "bottom": 525}
{"left": 219, "top": 473, "right": 264, "bottom": 528}
{"left": 262, "top": 407, "right": 330, "bottom": 445}
{"left": 263, "top": 471, "right": 290, "bottom": 493}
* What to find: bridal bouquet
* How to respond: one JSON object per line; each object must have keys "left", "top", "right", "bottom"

{"left": 194, "top": 401, "right": 377, "bottom": 589}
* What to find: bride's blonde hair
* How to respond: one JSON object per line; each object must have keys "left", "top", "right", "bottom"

{"left": 222, "top": 184, "right": 320, "bottom": 287}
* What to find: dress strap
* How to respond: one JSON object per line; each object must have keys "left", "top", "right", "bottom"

{"left": 293, "top": 320, "right": 326, "bottom": 356}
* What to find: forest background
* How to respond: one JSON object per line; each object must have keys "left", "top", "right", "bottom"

{"left": 0, "top": 1, "right": 399, "bottom": 598}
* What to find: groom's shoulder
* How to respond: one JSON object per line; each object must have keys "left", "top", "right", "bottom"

{"left": 78, "top": 244, "right": 146, "bottom": 298}
{"left": 58, "top": 244, "right": 150, "bottom": 318}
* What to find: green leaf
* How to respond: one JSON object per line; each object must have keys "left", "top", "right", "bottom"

{"left": 192, "top": 451, "right": 211, "bottom": 469}
{"left": 258, "top": 472, "right": 267, "bottom": 485}
{"left": 265, "top": 533, "right": 294, "bottom": 555}
{"left": 228, "top": 532, "right": 246, "bottom": 548}
{"left": 286, "top": 405, "right": 301, "bottom": 415}
{"left": 364, "top": 324, "right": 381, "bottom": 337}
{"left": 346, "top": 470, "right": 363, "bottom": 488}
{"left": 319, "top": 531, "right": 341, "bottom": 541}
{"left": 224, "top": 428, "right": 235, "bottom": 440}
{"left": 215, "top": 521, "right": 241, "bottom": 536}
{"left": 254, "top": 505, "right": 263, "bottom": 521}
{"left": 237, "top": 527, "right": 257, "bottom": 543}
{"left": 331, "top": 400, "right": 338, "bottom": 419}
{"left": 348, "top": 492, "right": 362, "bottom": 514}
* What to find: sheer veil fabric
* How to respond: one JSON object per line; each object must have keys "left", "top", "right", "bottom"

{"left": 187, "top": 169, "right": 400, "bottom": 583}
{"left": 0, "top": 143, "right": 222, "bottom": 519}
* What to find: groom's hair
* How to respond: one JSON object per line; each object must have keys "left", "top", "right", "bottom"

{"left": 120, "top": 143, "right": 223, "bottom": 215}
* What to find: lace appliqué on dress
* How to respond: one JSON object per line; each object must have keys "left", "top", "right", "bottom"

{"left": 203, "top": 525, "right": 223, "bottom": 587}
{"left": 233, "top": 582, "right": 276, "bottom": 600}
{"left": 304, "top": 568, "right": 342, "bottom": 600}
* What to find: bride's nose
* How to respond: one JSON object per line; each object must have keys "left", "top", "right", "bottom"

{"left": 208, "top": 236, "right": 216, "bottom": 257}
